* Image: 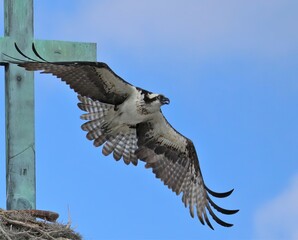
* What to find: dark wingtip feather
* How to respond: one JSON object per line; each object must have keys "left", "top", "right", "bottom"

{"left": 14, "top": 42, "right": 37, "bottom": 62}
{"left": 32, "top": 43, "right": 48, "bottom": 62}
{"left": 189, "top": 207, "right": 195, "bottom": 218}
{"left": 205, "top": 185, "right": 234, "bottom": 198}
{"left": 206, "top": 195, "right": 239, "bottom": 215}
{"left": 1, "top": 52, "right": 23, "bottom": 63}
{"left": 198, "top": 215, "right": 205, "bottom": 226}
{"left": 203, "top": 211, "right": 214, "bottom": 230}
{"left": 206, "top": 204, "right": 234, "bottom": 228}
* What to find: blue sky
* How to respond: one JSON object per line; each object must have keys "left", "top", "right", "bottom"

{"left": 1, "top": 0, "right": 298, "bottom": 239}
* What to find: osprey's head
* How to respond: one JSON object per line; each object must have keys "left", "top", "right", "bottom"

{"left": 145, "top": 93, "right": 170, "bottom": 106}
{"left": 140, "top": 90, "right": 170, "bottom": 113}
{"left": 158, "top": 94, "right": 170, "bottom": 105}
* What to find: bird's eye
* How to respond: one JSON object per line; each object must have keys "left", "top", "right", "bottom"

{"left": 158, "top": 95, "right": 164, "bottom": 101}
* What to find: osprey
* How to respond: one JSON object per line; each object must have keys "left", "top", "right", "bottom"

{"left": 4, "top": 43, "right": 238, "bottom": 229}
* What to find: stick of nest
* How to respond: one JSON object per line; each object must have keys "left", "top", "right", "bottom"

{"left": 0, "top": 209, "right": 82, "bottom": 240}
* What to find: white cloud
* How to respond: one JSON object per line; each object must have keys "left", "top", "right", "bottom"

{"left": 254, "top": 174, "right": 298, "bottom": 240}
{"left": 49, "top": 0, "right": 298, "bottom": 58}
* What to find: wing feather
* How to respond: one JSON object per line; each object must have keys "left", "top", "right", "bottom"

{"left": 136, "top": 112, "right": 238, "bottom": 229}
{"left": 123, "top": 137, "right": 131, "bottom": 163}
{"left": 113, "top": 135, "right": 126, "bottom": 161}
{"left": 17, "top": 60, "right": 134, "bottom": 105}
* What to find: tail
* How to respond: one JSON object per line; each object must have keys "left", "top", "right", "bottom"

{"left": 78, "top": 95, "right": 138, "bottom": 166}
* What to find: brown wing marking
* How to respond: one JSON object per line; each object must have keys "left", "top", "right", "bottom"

{"left": 135, "top": 112, "right": 238, "bottom": 229}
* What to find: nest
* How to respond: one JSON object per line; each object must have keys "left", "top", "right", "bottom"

{"left": 0, "top": 209, "right": 82, "bottom": 240}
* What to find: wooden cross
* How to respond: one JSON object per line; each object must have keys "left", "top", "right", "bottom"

{"left": 0, "top": 0, "right": 96, "bottom": 210}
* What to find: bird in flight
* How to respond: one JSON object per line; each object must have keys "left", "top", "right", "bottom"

{"left": 4, "top": 43, "right": 238, "bottom": 229}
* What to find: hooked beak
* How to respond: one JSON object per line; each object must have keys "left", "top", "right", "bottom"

{"left": 162, "top": 97, "right": 170, "bottom": 105}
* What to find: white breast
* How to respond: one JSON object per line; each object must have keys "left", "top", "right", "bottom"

{"left": 116, "top": 87, "right": 152, "bottom": 125}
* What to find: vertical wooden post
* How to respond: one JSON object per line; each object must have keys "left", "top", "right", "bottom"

{"left": 4, "top": 0, "right": 36, "bottom": 210}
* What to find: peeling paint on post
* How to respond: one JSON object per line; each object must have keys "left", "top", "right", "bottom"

{"left": 0, "top": 0, "right": 97, "bottom": 210}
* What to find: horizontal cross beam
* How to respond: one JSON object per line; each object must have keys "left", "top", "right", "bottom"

{"left": 1, "top": 38, "right": 97, "bottom": 63}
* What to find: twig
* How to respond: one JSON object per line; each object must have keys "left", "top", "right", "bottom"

{"left": 66, "top": 205, "right": 72, "bottom": 229}
{"left": 0, "top": 223, "right": 13, "bottom": 240}
{"left": 3, "top": 209, "right": 59, "bottom": 222}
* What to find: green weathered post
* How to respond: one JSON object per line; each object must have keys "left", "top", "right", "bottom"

{"left": 0, "top": 0, "right": 96, "bottom": 210}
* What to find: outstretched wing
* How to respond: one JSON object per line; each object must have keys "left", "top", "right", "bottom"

{"left": 18, "top": 61, "right": 134, "bottom": 105}
{"left": 6, "top": 44, "right": 134, "bottom": 105}
{"left": 135, "top": 112, "right": 238, "bottom": 229}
